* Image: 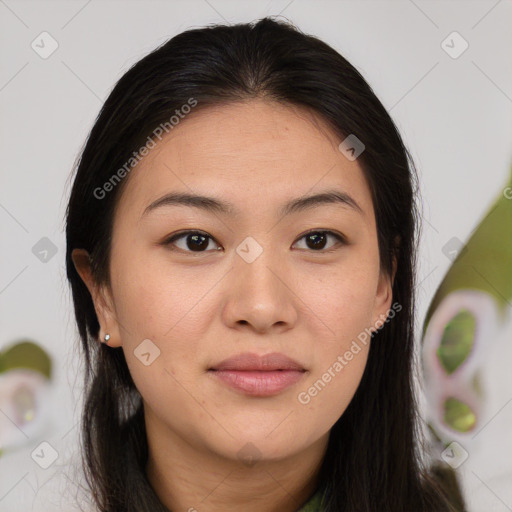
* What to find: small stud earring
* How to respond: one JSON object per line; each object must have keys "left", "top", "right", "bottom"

{"left": 104, "top": 334, "right": 111, "bottom": 343}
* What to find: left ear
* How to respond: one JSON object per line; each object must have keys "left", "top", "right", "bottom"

{"left": 371, "top": 252, "right": 398, "bottom": 332}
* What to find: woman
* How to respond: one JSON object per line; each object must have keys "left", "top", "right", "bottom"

{"left": 65, "top": 16, "right": 466, "bottom": 511}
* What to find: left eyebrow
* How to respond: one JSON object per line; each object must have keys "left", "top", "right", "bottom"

{"left": 279, "top": 189, "right": 364, "bottom": 217}
{"left": 140, "top": 188, "right": 364, "bottom": 219}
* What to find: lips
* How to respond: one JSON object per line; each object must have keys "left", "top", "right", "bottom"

{"left": 208, "top": 352, "right": 306, "bottom": 396}
{"left": 209, "top": 352, "right": 305, "bottom": 372}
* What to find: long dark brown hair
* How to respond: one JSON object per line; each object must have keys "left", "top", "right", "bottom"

{"left": 65, "top": 16, "right": 466, "bottom": 511}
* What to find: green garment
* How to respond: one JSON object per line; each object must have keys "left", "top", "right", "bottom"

{"left": 296, "top": 487, "right": 326, "bottom": 511}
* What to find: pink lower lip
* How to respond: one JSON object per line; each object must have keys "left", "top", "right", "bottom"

{"left": 209, "top": 369, "right": 305, "bottom": 396}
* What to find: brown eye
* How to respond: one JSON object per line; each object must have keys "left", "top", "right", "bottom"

{"left": 164, "top": 231, "right": 221, "bottom": 253}
{"left": 293, "top": 230, "right": 346, "bottom": 251}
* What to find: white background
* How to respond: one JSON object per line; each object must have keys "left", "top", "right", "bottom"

{"left": 0, "top": 0, "right": 511, "bottom": 510}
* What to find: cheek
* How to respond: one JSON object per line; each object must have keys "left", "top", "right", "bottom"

{"left": 111, "top": 249, "right": 211, "bottom": 342}
{"left": 306, "top": 254, "right": 380, "bottom": 342}
{"left": 298, "top": 344, "right": 370, "bottom": 424}
{"left": 297, "top": 308, "right": 371, "bottom": 436}
{"left": 109, "top": 254, "right": 206, "bottom": 396}
{"left": 295, "top": 254, "right": 377, "bottom": 426}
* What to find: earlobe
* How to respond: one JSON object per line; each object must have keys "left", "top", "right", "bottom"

{"left": 71, "top": 248, "right": 122, "bottom": 347}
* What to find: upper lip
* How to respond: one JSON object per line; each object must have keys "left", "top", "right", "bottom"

{"left": 209, "top": 352, "right": 305, "bottom": 371}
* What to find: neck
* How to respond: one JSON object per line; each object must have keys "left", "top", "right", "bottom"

{"left": 144, "top": 407, "right": 329, "bottom": 512}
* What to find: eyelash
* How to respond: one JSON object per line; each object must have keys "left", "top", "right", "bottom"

{"left": 162, "top": 229, "right": 347, "bottom": 254}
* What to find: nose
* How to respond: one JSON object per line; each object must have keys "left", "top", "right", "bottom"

{"left": 220, "top": 240, "right": 298, "bottom": 334}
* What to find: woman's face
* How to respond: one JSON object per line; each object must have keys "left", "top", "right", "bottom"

{"left": 79, "top": 99, "right": 393, "bottom": 462}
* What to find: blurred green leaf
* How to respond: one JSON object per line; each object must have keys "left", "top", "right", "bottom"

{"left": 0, "top": 340, "right": 52, "bottom": 379}
{"left": 437, "top": 309, "right": 475, "bottom": 374}
{"left": 443, "top": 397, "right": 476, "bottom": 433}
{"left": 423, "top": 169, "right": 512, "bottom": 334}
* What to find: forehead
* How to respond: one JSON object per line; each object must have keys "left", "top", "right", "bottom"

{"left": 115, "top": 99, "right": 374, "bottom": 223}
